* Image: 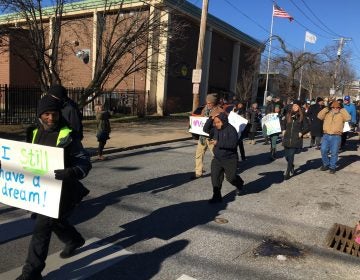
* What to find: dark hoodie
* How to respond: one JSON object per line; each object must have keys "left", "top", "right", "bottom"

{"left": 203, "top": 112, "right": 238, "bottom": 160}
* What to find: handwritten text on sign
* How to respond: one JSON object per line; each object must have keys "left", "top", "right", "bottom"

{"left": 261, "top": 113, "right": 282, "bottom": 136}
{"left": 0, "top": 138, "right": 64, "bottom": 218}
{"left": 189, "top": 116, "right": 210, "bottom": 136}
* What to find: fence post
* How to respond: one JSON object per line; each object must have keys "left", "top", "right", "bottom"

{"left": 4, "top": 84, "right": 8, "bottom": 124}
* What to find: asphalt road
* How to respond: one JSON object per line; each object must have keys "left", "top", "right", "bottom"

{"left": 0, "top": 135, "right": 360, "bottom": 280}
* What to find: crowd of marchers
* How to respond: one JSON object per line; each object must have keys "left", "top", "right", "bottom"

{"left": 191, "top": 93, "right": 359, "bottom": 203}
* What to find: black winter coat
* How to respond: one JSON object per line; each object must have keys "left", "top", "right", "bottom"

{"left": 32, "top": 124, "right": 91, "bottom": 217}
{"left": 306, "top": 103, "right": 324, "bottom": 137}
{"left": 282, "top": 114, "right": 310, "bottom": 149}
{"left": 247, "top": 109, "right": 261, "bottom": 133}
{"left": 203, "top": 117, "right": 238, "bottom": 160}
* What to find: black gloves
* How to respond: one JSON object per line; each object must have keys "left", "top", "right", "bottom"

{"left": 54, "top": 168, "right": 76, "bottom": 180}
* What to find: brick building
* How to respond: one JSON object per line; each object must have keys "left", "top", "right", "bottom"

{"left": 0, "top": 0, "right": 263, "bottom": 115}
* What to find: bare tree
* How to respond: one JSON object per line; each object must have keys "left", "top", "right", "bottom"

{"left": 236, "top": 50, "right": 260, "bottom": 103}
{"left": 272, "top": 35, "right": 317, "bottom": 101}
{"left": 0, "top": 0, "right": 69, "bottom": 89}
{"left": 0, "top": 0, "right": 185, "bottom": 107}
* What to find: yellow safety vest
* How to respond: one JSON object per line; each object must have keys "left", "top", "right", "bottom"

{"left": 32, "top": 126, "right": 72, "bottom": 146}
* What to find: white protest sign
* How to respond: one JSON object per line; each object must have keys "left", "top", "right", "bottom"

{"left": 189, "top": 113, "right": 249, "bottom": 138}
{"left": 228, "top": 111, "right": 249, "bottom": 138}
{"left": 0, "top": 138, "right": 64, "bottom": 218}
{"left": 261, "top": 113, "right": 282, "bottom": 136}
{"left": 343, "top": 121, "right": 351, "bottom": 132}
{"left": 189, "top": 116, "right": 210, "bottom": 136}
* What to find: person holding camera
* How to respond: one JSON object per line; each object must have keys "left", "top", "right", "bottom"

{"left": 317, "top": 100, "right": 351, "bottom": 174}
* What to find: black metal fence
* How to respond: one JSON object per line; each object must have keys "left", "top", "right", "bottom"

{"left": 0, "top": 84, "right": 147, "bottom": 125}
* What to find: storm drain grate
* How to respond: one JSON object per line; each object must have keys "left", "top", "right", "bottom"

{"left": 326, "top": 223, "right": 360, "bottom": 257}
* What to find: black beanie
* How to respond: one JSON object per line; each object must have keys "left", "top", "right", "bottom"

{"left": 48, "top": 85, "right": 67, "bottom": 99}
{"left": 292, "top": 100, "right": 302, "bottom": 107}
{"left": 37, "top": 95, "right": 61, "bottom": 117}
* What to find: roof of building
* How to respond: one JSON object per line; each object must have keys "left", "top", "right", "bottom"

{"left": 0, "top": 0, "right": 263, "bottom": 50}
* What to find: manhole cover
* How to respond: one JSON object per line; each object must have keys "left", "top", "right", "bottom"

{"left": 214, "top": 217, "right": 228, "bottom": 224}
{"left": 326, "top": 223, "right": 360, "bottom": 257}
{"left": 253, "top": 238, "right": 303, "bottom": 257}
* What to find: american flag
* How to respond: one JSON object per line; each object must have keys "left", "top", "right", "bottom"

{"left": 273, "top": 4, "right": 294, "bottom": 21}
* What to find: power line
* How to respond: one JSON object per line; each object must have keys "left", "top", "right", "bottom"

{"left": 298, "top": 0, "right": 343, "bottom": 38}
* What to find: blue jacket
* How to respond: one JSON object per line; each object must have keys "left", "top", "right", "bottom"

{"left": 343, "top": 103, "right": 357, "bottom": 124}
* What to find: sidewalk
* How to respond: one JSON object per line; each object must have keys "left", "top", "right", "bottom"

{"left": 83, "top": 118, "right": 192, "bottom": 157}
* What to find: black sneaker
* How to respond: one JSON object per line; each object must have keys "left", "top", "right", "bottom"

{"left": 320, "top": 166, "right": 329, "bottom": 171}
{"left": 329, "top": 169, "right": 336, "bottom": 174}
{"left": 284, "top": 173, "right": 290, "bottom": 180}
{"left": 60, "top": 237, "right": 85, "bottom": 259}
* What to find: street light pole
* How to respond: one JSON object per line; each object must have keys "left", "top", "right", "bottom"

{"left": 192, "top": 0, "right": 209, "bottom": 112}
{"left": 332, "top": 37, "right": 351, "bottom": 96}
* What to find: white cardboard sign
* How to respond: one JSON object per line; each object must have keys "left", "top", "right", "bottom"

{"left": 0, "top": 138, "right": 64, "bottom": 218}
{"left": 261, "top": 113, "right": 282, "bottom": 136}
{"left": 189, "top": 116, "right": 209, "bottom": 136}
{"left": 189, "top": 113, "right": 248, "bottom": 138}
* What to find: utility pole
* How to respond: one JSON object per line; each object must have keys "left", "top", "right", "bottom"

{"left": 192, "top": 0, "right": 209, "bottom": 112}
{"left": 332, "top": 37, "right": 351, "bottom": 96}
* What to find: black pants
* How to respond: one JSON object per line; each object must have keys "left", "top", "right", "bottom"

{"left": 22, "top": 214, "right": 83, "bottom": 276}
{"left": 311, "top": 136, "right": 321, "bottom": 147}
{"left": 238, "top": 138, "right": 246, "bottom": 160}
{"left": 211, "top": 157, "right": 243, "bottom": 190}
{"left": 98, "top": 140, "right": 107, "bottom": 156}
{"left": 341, "top": 132, "right": 348, "bottom": 148}
{"left": 284, "top": 147, "right": 296, "bottom": 170}
{"left": 248, "top": 132, "right": 256, "bottom": 140}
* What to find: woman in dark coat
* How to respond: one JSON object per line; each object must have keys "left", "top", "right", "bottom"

{"left": 246, "top": 102, "right": 262, "bottom": 145}
{"left": 307, "top": 97, "right": 325, "bottom": 149}
{"left": 96, "top": 104, "right": 111, "bottom": 160}
{"left": 282, "top": 100, "right": 309, "bottom": 180}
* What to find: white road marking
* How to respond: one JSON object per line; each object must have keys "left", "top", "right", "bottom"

{"left": 0, "top": 237, "right": 132, "bottom": 279}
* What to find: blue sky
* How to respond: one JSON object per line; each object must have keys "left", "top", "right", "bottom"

{"left": 187, "top": 0, "right": 360, "bottom": 78}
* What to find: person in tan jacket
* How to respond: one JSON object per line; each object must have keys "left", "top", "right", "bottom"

{"left": 192, "top": 93, "right": 224, "bottom": 179}
{"left": 317, "top": 100, "right": 351, "bottom": 174}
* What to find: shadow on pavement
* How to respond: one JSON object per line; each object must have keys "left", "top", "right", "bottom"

{"left": 46, "top": 239, "right": 189, "bottom": 280}
{"left": 72, "top": 172, "right": 202, "bottom": 225}
{"left": 100, "top": 192, "right": 235, "bottom": 248}
{"left": 242, "top": 171, "right": 284, "bottom": 195}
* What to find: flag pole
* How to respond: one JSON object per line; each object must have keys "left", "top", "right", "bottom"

{"left": 264, "top": 4, "right": 274, "bottom": 106}
{"left": 298, "top": 36, "right": 307, "bottom": 99}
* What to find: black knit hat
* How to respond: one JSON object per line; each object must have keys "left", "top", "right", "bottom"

{"left": 292, "top": 100, "right": 302, "bottom": 106}
{"left": 48, "top": 85, "right": 68, "bottom": 99}
{"left": 37, "top": 95, "right": 62, "bottom": 117}
{"left": 316, "top": 97, "right": 324, "bottom": 103}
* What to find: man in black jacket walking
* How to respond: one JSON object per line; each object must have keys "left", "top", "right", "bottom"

{"left": 17, "top": 95, "right": 91, "bottom": 280}
{"left": 203, "top": 112, "right": 244, "bottom": 203}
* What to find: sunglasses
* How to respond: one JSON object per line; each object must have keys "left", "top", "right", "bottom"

{"left": 331, "top": 107, "right": 341, "bottom": 109}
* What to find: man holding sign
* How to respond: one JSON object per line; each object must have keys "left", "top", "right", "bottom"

{"left": 17, "top": 94, "right": 92, "bottom": 280}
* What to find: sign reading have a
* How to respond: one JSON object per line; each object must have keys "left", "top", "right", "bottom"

{"left": 0, "top": 138, "right": 64, "bottom": 218}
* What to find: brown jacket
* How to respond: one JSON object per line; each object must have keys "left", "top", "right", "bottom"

{"left": 201, "top": 104, "right": 224, "bottom": 117}
{"left": 317, "top": 107, "right": 351, "bottom": 135}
